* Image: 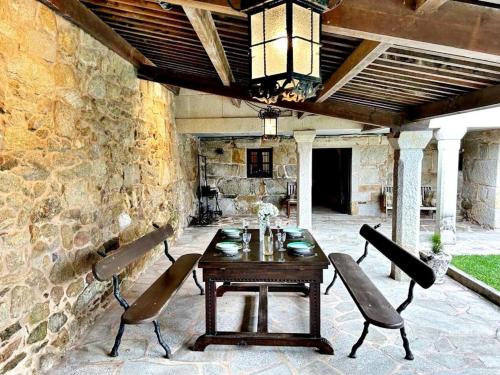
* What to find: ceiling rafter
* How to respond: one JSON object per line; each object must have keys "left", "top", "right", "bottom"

{"left": 183, "top": 6, "right": 241, "bottom": 107}
{"left": 316, "top": 40, "right": 391, "bottom": 103}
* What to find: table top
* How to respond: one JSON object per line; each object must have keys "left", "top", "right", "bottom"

{"left": 198, "top": 229, "right": 329, "bottom": 269}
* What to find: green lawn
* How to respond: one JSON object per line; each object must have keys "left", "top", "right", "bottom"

{"left": 451, "top": 255, "right": 500, "bottom": 291}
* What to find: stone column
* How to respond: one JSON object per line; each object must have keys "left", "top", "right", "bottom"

{"left": 389, "top": 130, "right": 433, "bottom": 280}
{"left": 293, "top": 130, "right": 316, "bottom": 230}
{"left": 434, "top": 125, "right": 467, "bottom": 247}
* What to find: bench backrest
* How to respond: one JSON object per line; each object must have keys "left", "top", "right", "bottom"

{"left": 93, "top": 224, "right": 174, "bottom": 281}
{"left": 287, "top": 182, "right": 297, "bottom": 198}
{"left": 359, "top": 224, "right": 435, "bottom": 289}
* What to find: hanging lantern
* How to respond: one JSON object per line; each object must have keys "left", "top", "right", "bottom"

{"left": 241, "top": 0, "right": 328, "bottom": 104}
{"left": 258, "top": 106, "right": 281, "bottom": 138}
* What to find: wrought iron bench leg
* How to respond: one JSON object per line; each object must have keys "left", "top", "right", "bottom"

{"left": 110, "top": 319, "right": 126, "bottom": 357}
{"left": 349, "top": 321, "right": 370, "bottom": 358}
{"left": 192, "top": 270, "right": 204, "bottom": 295}
{"left": 153, "top": 320, "right": 171, "bottom": 358}
{"left": 400, "top": 326, "right": 414, "bottom": 360}
{"left": 324, "top": 271, "right": 338, "bottom": 295}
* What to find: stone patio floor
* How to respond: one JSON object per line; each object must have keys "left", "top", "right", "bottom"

{"left": 48, "top": 213, "right": 500, "bottom": 375}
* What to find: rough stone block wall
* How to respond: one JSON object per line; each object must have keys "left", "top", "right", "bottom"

{"left": 201, "top": 135, "right": 441, "bottom": 217}
{"left": 461, "top": 130, "right": 500, "bottom": 228}
{"left": 200, "top": 137, "right": 296, "bottom": 215}
{"left": 0, "top": 1, "right": 198, "bottom": 373}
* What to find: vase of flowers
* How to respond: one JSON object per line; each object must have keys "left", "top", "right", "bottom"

{"left": 257, "top": 203, "right": 279, "bottom": 241}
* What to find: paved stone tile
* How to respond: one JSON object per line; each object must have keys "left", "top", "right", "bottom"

{"left": 48, "top": 213, "right": 500, "bottom": 375}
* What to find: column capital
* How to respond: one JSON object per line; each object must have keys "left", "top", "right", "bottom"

{"left": 434, "top": 124, "right": 467, "bottom": 141}
{"left": 293, "top": 130, "right": 316, "bottom": 143}
{"left": 388, "top": 130, "right": 433, "bottom": 150}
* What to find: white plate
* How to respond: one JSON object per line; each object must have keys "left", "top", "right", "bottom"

{"left": 216, "top": 242, "right": 242, "bottom": 254}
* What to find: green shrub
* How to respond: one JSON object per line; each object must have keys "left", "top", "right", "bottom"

{"left": 431, "top": 233, "right": 442, "bottom": 254}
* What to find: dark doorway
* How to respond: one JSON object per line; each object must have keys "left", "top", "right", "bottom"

{"left": 312, "top": 148, "right": 352, "bottom": 214}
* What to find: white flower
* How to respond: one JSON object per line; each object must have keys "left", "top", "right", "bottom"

{"left": 257, "top": 203, "right": 279, "bottom": 221}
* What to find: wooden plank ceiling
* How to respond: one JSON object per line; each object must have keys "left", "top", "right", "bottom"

{"left": 75, "top": 0, "right": 500, "bottom": 126}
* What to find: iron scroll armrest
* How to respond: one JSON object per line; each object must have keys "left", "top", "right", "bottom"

{"left": 355, "top": 223, "right": 381, "bottom": 265}
{"left": 153, "top": 223, "right": 176, "bottom": 264}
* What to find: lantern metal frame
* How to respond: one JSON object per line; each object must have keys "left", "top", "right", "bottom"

{"left": 258, "top": 106, "right": 281, "bottom": 138}
{"left": 240, "top": 0, "right": 328, "bottom": 103}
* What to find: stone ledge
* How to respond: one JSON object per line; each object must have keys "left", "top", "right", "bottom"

{"left": 447, "top": 265, "right": 500, "bottom": 306}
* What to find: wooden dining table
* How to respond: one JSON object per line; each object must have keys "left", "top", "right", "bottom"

{"left": 192, "top": 228, "right": 334, "bottom": 354}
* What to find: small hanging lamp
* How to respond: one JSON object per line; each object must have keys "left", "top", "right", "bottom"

{"left": 258, "top": 106, "right": 281, "bottom": 138}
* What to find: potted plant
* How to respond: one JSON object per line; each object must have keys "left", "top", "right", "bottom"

{"left": 427, "top": 233, "right": 451, "bottom": 284}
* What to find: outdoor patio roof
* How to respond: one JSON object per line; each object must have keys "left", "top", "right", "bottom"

{"left": 42, "top": 0, "right": 500, "bottom": 128}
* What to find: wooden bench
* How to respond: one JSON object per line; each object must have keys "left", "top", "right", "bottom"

{"left": 327, "top": 224, "right": 436, "bottom": 360}
{"left": 92, "top": 224, "right": 204, "bottom": 358}
{"left": 382, "top": 186, "right": 436, "bottom": 217}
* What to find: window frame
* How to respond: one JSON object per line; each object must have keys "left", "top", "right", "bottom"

{"left": 246, "top": 148, "right": 273, "bottom": 178}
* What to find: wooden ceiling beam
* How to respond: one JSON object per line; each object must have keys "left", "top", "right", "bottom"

{"left": 138, "top": 65, "right": 403, "bottom": 129}
{"left": 37, "top": 0, "right": 179, "bottom": 94}
{"left": 316, "top": 40, "right": 390, "bottom": 102}
{"left": 407, "top": 83, "right": 500, "bottom": 122}
{"left": 415, "top": 0, "right": 449, "bottom": 13}
{"left": 183, "top": 6, "right": 241, "bottom": 107}
{"left": 164, "top": 0, "right": 500, "bottom": 63}
{"left": 322, "top": 0, "right": 500, "bottom": 63}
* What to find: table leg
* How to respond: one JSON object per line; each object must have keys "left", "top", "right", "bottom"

{"left": 193, "top": 280, "right": 216, "bottom": 351}
{"left": 257, "top": 285, "right": 268, "bottom": 333}
{"left": 309, "top": 282, "right": 321, "bottom": 337}
{"left": 309, "top": 281, "right": 334, "bottom": 354}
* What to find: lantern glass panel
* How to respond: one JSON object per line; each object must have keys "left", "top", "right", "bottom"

{"left": 264, "top": 4, "right": 287, "bottom": 41}
{"left": 264, "top": 118, "right": 277, "bottom": 136}
{"left": 250, "top": 12, "right": 263, "bottom": 44}
{"left": 293, "top": 39, "right": 320, "bottom": 77}
{"left": 251, "top": 41, "right": 287, "bottom": 78}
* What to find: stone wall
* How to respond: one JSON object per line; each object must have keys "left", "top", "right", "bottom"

{"left": 0, "top": 1, "right": 198, "bottom": 373}
{"left": 461, "top": 130, "right": 500, "bottom": 228}
{"left": 200, "top": 137, "right": 296, "bottom": 215}
{"left": 201, "top": 135, "right": 438, "bottom": 217}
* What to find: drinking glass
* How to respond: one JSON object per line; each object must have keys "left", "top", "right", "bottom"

{"left": 277, "top": 231, "right": 287, "bottom": 251}
{"left": 242, "top": 232, "right": 252, "bottom": 252}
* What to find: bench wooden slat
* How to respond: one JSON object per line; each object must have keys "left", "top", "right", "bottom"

{"left": 122, "top": 253, "right": 201, "bottom": 324}
{"left": 329, "top": 253, "right": 404, "bottom": 329}
{"left": 359, "top": 225, "right": 435, "bottom": 289}
{"left": 93, "top": 224, "right": 174, "bottom": 281}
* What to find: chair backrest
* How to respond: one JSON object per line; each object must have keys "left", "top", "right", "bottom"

{"left": 359, "top": 224, "right": 435, "bottom": 289}
{"left": 288, "top": 182, "right": 297, "bottom": 197}
{"left": 93, "top": 224, "right": 174, "bottom": 281}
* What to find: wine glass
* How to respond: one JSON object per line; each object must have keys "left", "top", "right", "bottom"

{"left": 277, "top": 231, "right": 287, "bottom": 251}
{"left": 242, "top": 232, "right": 252, "bottom": 252}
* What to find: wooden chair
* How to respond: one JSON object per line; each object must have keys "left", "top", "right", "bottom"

{"left": 283, "top": 182, "right": 297, "bottom": 217}
{"left": 327, "top": 224, "right": 436, "bottom": 360}
{"left": 92, "top": 224, "right": 204, "bottom": 358}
